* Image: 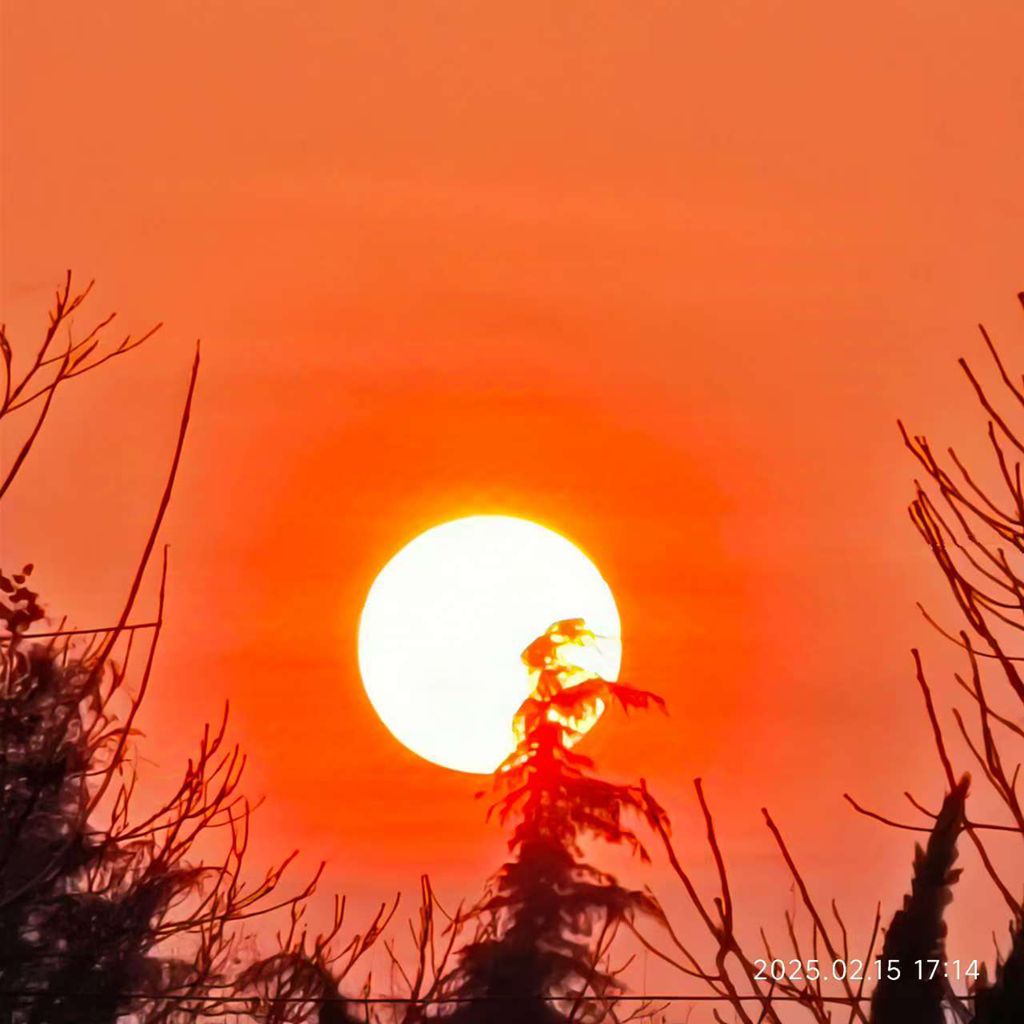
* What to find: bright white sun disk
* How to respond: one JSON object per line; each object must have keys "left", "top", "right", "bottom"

{"left": 357, "top": 515, "right": 621, "bottom": 773}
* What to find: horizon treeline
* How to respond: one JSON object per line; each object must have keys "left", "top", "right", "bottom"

{"left": 1, "top": 275, "right": 1022, "bottom": 1023}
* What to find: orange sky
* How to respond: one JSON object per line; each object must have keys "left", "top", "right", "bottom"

{"left": 3, "top": 0, "right": 1024, "bottom": 987}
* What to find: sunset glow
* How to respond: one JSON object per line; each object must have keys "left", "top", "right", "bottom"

{"left": 357, "top": 515, "right": 621, "bottom": 773}
{"left": 5, "top": 4, "right": 1024, "bottom": 1014}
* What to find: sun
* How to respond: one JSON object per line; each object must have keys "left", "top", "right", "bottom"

{"left": 357, "top": 515, "right": 622, "bottom": 773}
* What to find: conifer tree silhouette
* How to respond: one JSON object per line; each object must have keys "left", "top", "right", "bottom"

{"left": 442, "top": 618, "right": 667, "bottom": 1024}
{"left": 0, "top": 574, "right": 200, "bottom": 1022}
{"left": 0, "top": 276, "right": 337, "bottom": 1023}
{"left": 870, "top": 777, "right": 968, "bottom": 1024}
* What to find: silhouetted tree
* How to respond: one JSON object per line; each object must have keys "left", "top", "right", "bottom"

{"left": 0, "top": 565, "right": 341, "bottom": 1023}
{"left": 441, "top": 618, "right": 667, "bottom": 1024}
{"left": 619, "top": 294, "right": 1024, "bottom": 1024}
{"left": 852, "top": 293, "right": 1024, "bottom": 1022}
{"left": 0, "top": 276, "right": 352, "bottom": 1022}
{"left": 870, "top": 778, "right": 968, "bottom": 1024}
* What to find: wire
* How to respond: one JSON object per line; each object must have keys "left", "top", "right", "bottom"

{"left": 0, "top": 990, "right": 974, "bottom": 1003}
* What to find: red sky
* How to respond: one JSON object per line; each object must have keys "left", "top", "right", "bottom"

{"left": 3, "top": 0, "right": 1024, "bottom": 987}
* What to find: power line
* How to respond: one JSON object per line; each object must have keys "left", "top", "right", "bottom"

{"left": 0, "top": 990, "right": 973, "bottom": 1004}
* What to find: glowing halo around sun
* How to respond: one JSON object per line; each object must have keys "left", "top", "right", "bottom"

{"left": 357, "top": 515, "right": 622, "bottom": 773}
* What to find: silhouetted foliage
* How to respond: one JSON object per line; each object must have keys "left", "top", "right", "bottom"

{"left": 0, "top": 277, "right": 353, "bottom": 1023}
{"left": 0, "top": 575, "right": 199, "bottom": 1022}
{"left": 870, "top": 778, "right": 968, "bottom": 1024}
{"left": 8, "top": 271, "right": 1023, "bottom": 1024}
{"left": 0, "top": 566, "right": 338, "bottom": 1023}
{"left": 972, "top": 921, "right": 1024, "bottom": 1024}
{"left": 441, "top": 618, "right": 667, "bottom": 1024}
{"left": 629, "top": 297, "right": 1024, "bottom": 1024}
{"left": 868, "top": 295, "right": 1024, "bottom": 1023}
